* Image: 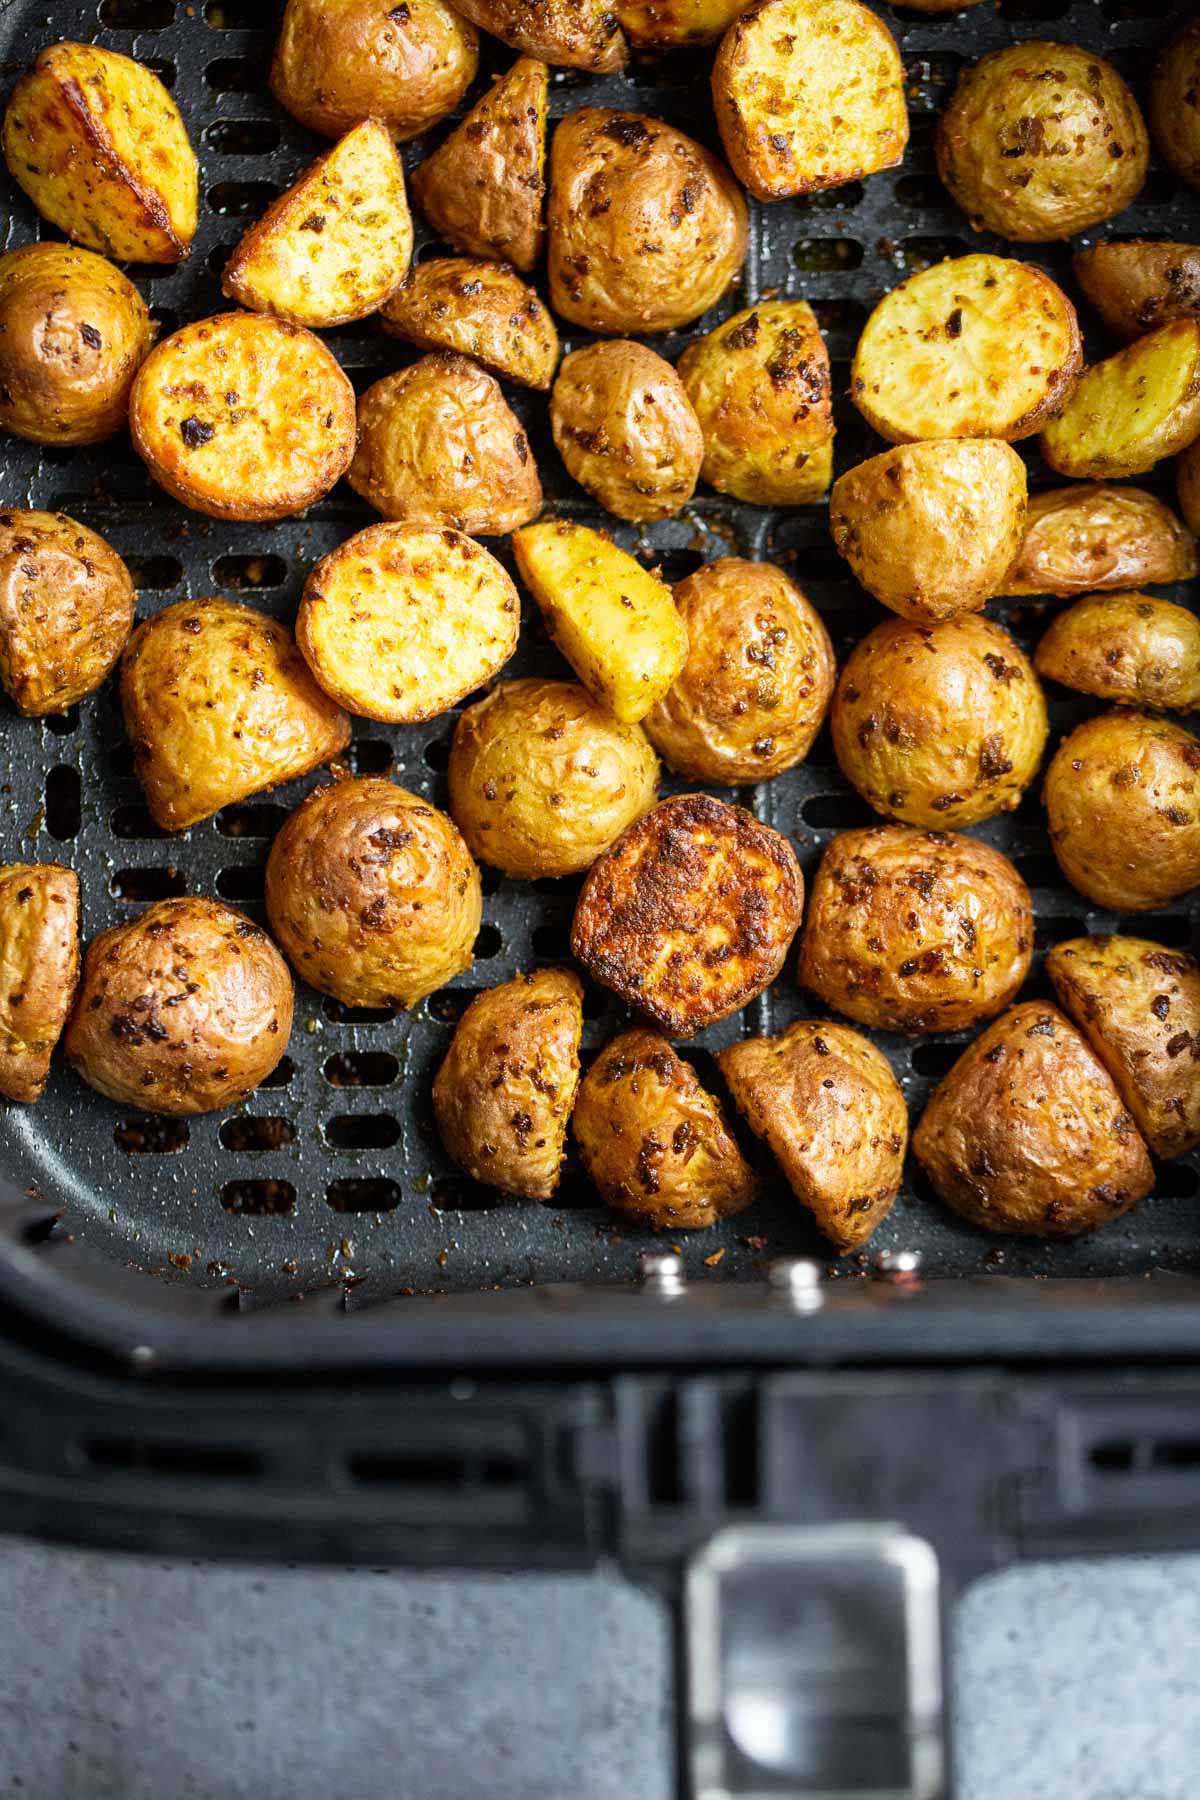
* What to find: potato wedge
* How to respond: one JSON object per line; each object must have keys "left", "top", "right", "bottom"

{"left": 0, "top": 509, "right": 134, "bottom": 716}
{"left": 381, "top": 258, "right": 558, "bottom": 391}
{"left": 270, "top": 0, "right": 478, "bottom": 141}
{"left": 411, "top": 58, "right": 547, "bottom": 273}
{"left": 451, "top": 0, "right": 626, "bottom": 71}
{"left": 1041, "top": 319, "right": 1200, "bottom": 480}
{"left": 551, "top": 341, "right": 703, "bottom": 522}
{"left": 1035, "top": 593, "right": 1200, "bottom": 714}
{"left": 0, "top": 864, "right": 79, "bottom": 1104}
{"left": 1179, "top": 440, "right": 1200, "bottom": 536}
{"left": 1003, "top": 484, "right": 1197, "bottom": 597}
{"left": 1150, "top": 17, "right": 1200, "bottom": 191}
{"left": 1074, "top": 241, "right": 1200, "bottom": 343}
{"left": 617, "top": 0, "right": 749, "bottom": 49}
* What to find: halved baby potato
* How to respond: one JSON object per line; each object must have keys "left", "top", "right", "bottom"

{"left": 270, "top": 0, "right": 479, "bottom": 141}
{"left": 381, "top": 258, "right": 559, "bottom": 391}
{"left": 0, "top": 863, "right": 79, "bottom": 1104}
{"left": 551, "top": 340, "right": 703, "bottom": 522}
{"left": 1074, "top": 241, "right": 1200, "bottom": 343}
{"left": 450, "top": 0, "right": 626, "bottom": 71}
{"left": 1041, "top": 319, "right": 1200, "bottom": 480}
{"left": 1150, "top": 16, "right": 1200, "bottom": 191}
{"left": 1003, "top": 484, "right": 1197, "bottom": 597}
{"left": 1035, "top": 592, "right": 1200, "bottom": 714}
{"left": 0, "top": 509, "right": 134, "bottom": 716}
{"left": 411, "top": 58, "right": 548, "bottom": 272}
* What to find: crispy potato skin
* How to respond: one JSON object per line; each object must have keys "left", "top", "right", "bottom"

{"left": 1043, "top": 710, "right": 1200, "bottom": 913}
{"left": 829, "top": 440, "right": 1027, "bottom": 623}
{"left": 451, "top": 0, "right": 625, "bottom": 72}
{"left": 547, "top": 108, "right": 747, "bottom": 335}
{"left": 617, "top": 0, "right": 749, "bottom": 49}
{"left": 1150, "top": 18, "right": 1200, "bottom": 191}
{"left": 573, "top": 1027, "right": 757, "bottom": 1228}
{"left": 798, "top": 826, "right": 1033, "bottom": 1035}
{"left": 913, "top": 1002, "right": 1154, "bottom": 1238}
{"left": 1074, "top": 242, "right": 1200, "bottom": 342}
{"left": 270, "top": 0, "right": 478, "bottom": 141}
{"left": 1179, "top": 440, "right": 1200, "bottom": 535}
{"left": 381, "top": 258, "right": 558, "bottom": 390}
{"left": 121, "top": 598, "right": 351, "bottom": 833}
{"left": 832, "top": 615, "right": 1048, "bottom": 829}
{"left": 1041, "top": 319, "right": 1200, "bottom": 480}
{"left": 643, "top": 558, "right": 834, "bottom": 783}
{"left": 265, "top": 778, "right": 481, "bottom": 1010}
{"left": 1035, "top": 592, "right": 1200, "bottom": 713}
{"left": 432, "top": 969, "right": 584, "bottom": 1199}
{"left": 718, "top": 1021, "right": 906, "bottom": 1252}
{"left": 0, "top": 864, "right": 79, "bottom": 1104}
{"left": 571, "top": 792, "right": 804, "bottom": 1036}
{"left": 0, "top": 509, "right": 133, "bottom": 716}
{"left": 448, "top": 679, "right": 659, "bottom": 880}
{"left": 411, "top": 58, "right": 548, "bottom": 272}
{"left": 1004, "top": 484, "right": 1198, "bottom": 597}
{"left": 551, "top": 341, "right": 703, "bottom": 522}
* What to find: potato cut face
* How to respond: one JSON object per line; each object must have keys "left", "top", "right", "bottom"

{"left": 411, "top": 58, "right": 548, "bottom": 272}
{"left": 381, "top": 258, "right": 559, "bottom": 390}
{"left": 0, "top": 863, "right": 79, "bottom": 1104}
{"left": 1004, "top": 484, "right": 1198, "bottom": 597}
{"left": 1073, "top": 241, "right": 1200, "bottom": 342}
{"left": 450, "top": 0, "right": 626, "bottom": 71}
{"left": 1035, "top": 592, "right": 1200, "bottom": 714}
{"left": 1041, "top": 319, "right": 1200, "bottom": 480}
{"left": 617, "top": 0, "right": 749, "bottom": 48}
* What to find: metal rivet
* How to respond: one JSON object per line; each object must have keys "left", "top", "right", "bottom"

{"left": 873, "top": 1249, "right": 923, "bottom": 1286}
{"left": 766, "top": 1257, "right": 824, "bottom": 1311}
{"left": 638, "top": 1251, "right": 686, "bottom": 1295}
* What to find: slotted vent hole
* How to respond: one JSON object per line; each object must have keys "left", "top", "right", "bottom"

{"left": 221, "top": 1179, "right": 295, "bottom": 1216}
{"left": 345, "top": 739, "right": 394, "bottom": 775}
{"left": 474, "top": 923, "right": 503, "bottom": 960}
{"left": 894, "top": 235, "right": 972, "bottom": 274}
{"left": 217, "top": 802, "right": 287, "bottom": 839}
{"left": 348, "top": 1449, "right": 522, "bottom": 1487}
{"left": 793, "top": 238, "right": 864, "bottom": 273}
{"left": 44, "top": 766, "right": 81, "bottom": 840}
{"left": 115, "top": 1118, "right": 190, "bottom": 1154}
{"left": 44, "top": 704, "right": 79, "bottom": 738}
{"left": 219, "top": 1116, "right": 296, "bottom": 1154}
{"left": 215, "top": 865, "right": 265, "bottom": 903}
{"left": 257, "top": 1056, "right": 296, "bottom": 1091}
{"left": 431, "top": 1177, "right": 505, "bottom": 1212}
{"left": 208, "top": 181, "right": 279, "bottom": 218}
{"left": 324, "top": 1114, "right": 401, "bottom": 1151}
{"left": 800, "top": 792, "right": 878, "bottom": 830}
{"left": 111, "top": 803, "right": 170, "bottom": 841}
{"left": 204, "top": 119, "right": 282, "bottom": 156}
{"left": 326, "top": 1177, "right": 401, "bottom": 1213}
{"left": 323, "top": 998, "right": 399, "bottom": 1025}
{"left": 1090, "top": 1438, "right": 1200, "bottom": 1474}
{"left": 324, "top": 1052, "right": 400, "bottom": 1088}
{"left": 84, "top": 1438, "right": 260, "bottom": 1477}
{"left": 212, "top": 553, "right": 288, "bottom": 590}
{"left": 111, "top": 867, "right": 186, "bottom": 902}
{"left": 205, "top": 55, "right": 261, "bottom": 91}
{"left": 125, "top": 554, "right": 183, "bottom": 590}
{"left": 98, "top": 0, "right": 175, "bottom": 25}
{"left": 909, "top": 1040, "right": 968, "bottom": 1080}
{"left": 204, "top": 0, "right": 272, "bottom": 25}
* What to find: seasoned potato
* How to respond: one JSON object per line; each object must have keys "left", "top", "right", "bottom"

{"left": 0, "top": 509, "right": 133, "bottom": 716}
{"left": 448, "top": 679, "right": 659, "bottom": 879}
{"left": 411, "top": 58, "right": 547, "bottom": 273}
{"left": 0, "top": 864, "right": 79, "bottom": 1104}
{"left": 718, "top": 1021, "right": 906, "bottom": 1253}
{"left": 547, "top": 108, "right": 747, "bottom": 335}
{"left": 1004, "top": 484, "right": 1198, "bottom": 597}
{"left": 381, "top": 258, "right": 558, "bottom": 391}
{"left": 222, "top": 121, "right": 412, "bottom": 329}
{"left": 551, "top": 341, "right": 703, "bottom": 522}
{"left": 129, "top": 314, "right": 356, "bottom": 523}
{"left": 451, "top": 0, "right": 625, "bottom": 71}
{"left": 829, "top": 440, "right": 1027, "bottom": 623}
{"left": 1074, "top": 241, "right": 1200, "bottom": 343}
{"left": 120, "top": 598, "right": 351, "bottom": 833}
{"left": 798, "top": 826, "right": 1033, "bottom": 1035}
{"left": 1179, "top": 440, "right": 1200, "bottom": 535}
{"left": 433, "top": 969, "right": 584, "bottom": 1199}
{"left": 852, "top": 254, "right": 1082, "bottom": 444}
{"left": 677, "top": 302, "right": 834, "bottom": 506}
{"left": 1035, "top": 593, "right": 1200, "bottom": 714}
{"left": 1043, "top": 711, "right": 1200, "bottom": 913}
{"left": 831, "top": 614, "right": 1048, "bottom": 829}
{"left": 0, "top": 245, "right": 153, "bottom": 446}
{"left": 512, "top": 521, "right": 688, "bottom": 724}
{"left": 712, "top": 0, "right": 907, "bottom": 201}
{"left": 571, "top": 792, "right": 804, "bottom": 1036}
{"left": 65, "top": 898, "right": 293, "bottom": 1115}
{"left": 3, "top": 42, "right": 196, "bottom": 263}
{"left": 913, "top": 1003, "right": 1153, "bottom": 1238}
{"left": 347, "top": 355, "right": 541, "bottom": 535}
{"left": 1150, "top": 17, "right": 1200, "bottom": 191}
{"left": 271, "top": 0, "right": 478, "bottom": 141}
{"left": 573, "top": 1027, "right": 757, "bottom": 1228}
{"left": 617, "top": 0, "right": 749, "bottom": 49}
{"left": 1041, "top": 320, "right": 1200, "bottom": 480}
{"left": 264, "top": 778, "right": 481, "bottom": 1010}
{"left": 643, "top": 558, "right": 834, "bottom": 784}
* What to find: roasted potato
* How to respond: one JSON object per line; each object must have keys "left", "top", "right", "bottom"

{"left": 798, "top": 826, "right": 1033, "bottom": 1035}
{"left": 432, "top": 969, "right": 584, "bottom": 1199}
{"left": 0, "top": 245, "right": 153, "bottom": 446}
{"left": 1043, "top": 711, "right": 1200, "bottom": 913}
{"left": 571, "top": 792, "right": 804, "bottom": 1036}
{"left": 1047, "top": 937, "right": 1200, "bottom": 1161}
{"left": 852, "top": 254, "right": 1082, "bottom": 444}
{"left": 677, "top": 301, "right": 834, "bottom": 506}
{"left": 120, "top": 598, "right": 351, "bottom": 833}
{"left": 450, "top": 0, "right": 625, "bottom": 72}
{"left": 381, "top": 258, "right": 558, "bottom": 391}
{"left": 1150, "top": 17, "right": 1200, "bottom": 191}
{"left": 573, "top": 1027, "right": 757, "bottom": 1228}
{"left": 347, "top": 354, "right": 542, "bottom": 535}
{"left": 643, "top": 557, "right": 834, "bottom": 784}
{"left": 1035, "top": 593, "right": 1200, "bottom": 714}
{"left": 547, "top": 108, "right": 747, "bottom": 336}
{"left": 0, "top": 864, "right": 79, "bottom": 1104}
{"left": 271, "top": 0, "right": 478, "bottom": 141}
{"left": 3, "top": 42, "right": 197, "bottom": 263}
{"left": 913, "top": 1002, "right": 1154, "bottom": 1238}
{"left": 718, "top": 1021, "right": 907, "bottom": 1253}
{"left": 1074, "top": 241, "right": 1200, "bottom": 343}
{"left": 129, "top": 313, "right": 356, "bottom": 523}
{"left": 411, "top": 58, "right": 548, "bottom": 273}
{"left": 1003, "top": 484, "right": 1198, "bottom": 597}
{"left": 65, "top": 898, "right": 293, "bottom": 1116}
{"left": 264, "top": 777, "right": 481, "bottom": 1010}
{"left": 512, "top": 521, "right": 688, "bottom": 725}
{"left": 829, "top": 440, "right": 1027, "bottom": 623}
{"left": 1041, "top": 320, "right": 1200, "bottom": 481}
{"left": 831, "top": 614, "right": 1048, "bottom": 829}
{"left": 1179, "top": 440, "right": 1200, "bottom": 536}
{"left": 448, "top": 678, "right": 659, "bottom": 879}
{"left": 0, "top": 509, "right": 133, "bottom": 716}
{"left": 617, "top": 0, "right": 749, "bottom": 49}
{"left": 550, "top": 341, "right": 703, "bottom": 522}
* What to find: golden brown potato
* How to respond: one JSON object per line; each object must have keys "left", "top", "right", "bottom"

{"left": 3, "top": 42, "right": 197, "bottom": 263}
{"left": 829, "top": 440, "right": 1027, "bottom": 623}
{"left": 1043, "top": 711, "right": 1200, "bottom": 913}
{"left": 448, "top": 679, "right": 659, "bottom": 879}
{"left": 432, "top": 969, "right": 584, "bottom": 1199}
{"left": 1047, "top": 937, "right": 1200, "bottom": 1161}
{"left": 264, "top": 778, "right": 481, "bottom": 1010}
{"left": 1179, "top": 439, "right": 1200, "bottom": 535}
{"left": 0, "top": 245, "right": 153, "bottom": 446}
{"left": 0, "top": 509, "right": 133, "bottom": 716}
{"left": 1150, "top": 17, "right": 1200, "bottom": 191}
{"left": 1004, "top": 484, "right": 1198, "bottom": 597}
{"left": 120, "top": 598, "right": 351, "bottom": 833}
{"left": 411, "top": 58, "right": 547, "bottom": 273}
{"left": 1041, "top": 320, "right": 1200, "bottom": 480}
{"left": 381, "top": 258, "right": 559, "bottom": 391}
{"left": 1035, "top": 593, "right": 1200, "bottom": 714}
{"left": 573, "top": 1027, "right": 757, "bottom": 1228}
{"left": 677, "top": 301, "right": 833, "bottom": 506}
{"left": 831, "top": 614, "right": 1048, "bottom": 829}
{"left": 0, "top": 864, "right": 79, "bottom": 1104}
{"left": 451, "top": 0, "right": 625, "bottom": 71}
{"left": 617, "top": 0, "right": 749, "bottom": 49}
{"left": 550, "top": 341, "right": 703, "bottom": 522}
{"left": 547, "top": 108, "right": 747, "bottom": 335}
{"left": 571, "top": 792, "right": 803, "bottom": 1036}
{"left": 718, "top": 1021, "right": 907, "bottom": 1252}
{"left": 270, "top": 0, "right": 478, "bottom": 141}
{"left": 1074, "top": 241, "right": 1200, "bottom": 343}
{"left": 347, "top": 354, "right": 542, "bottom": 535}
{"left": 913, "top": 1002, "right": 1154, "bottom": 1238}
{"left": 798, "top": 826, "right": 1033, "bottom": 1035}
{"left": 643, "top": 558, "right": 835, "bottom": 784}
{"left": 712, "top": 0, "right": 907, "bottom": 201}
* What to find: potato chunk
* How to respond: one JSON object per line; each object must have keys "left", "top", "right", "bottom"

{"left": 1003, "top": 484, "right": 1197, "bottom": 597}
{"left": 1074, "top": 241, "right": 1200, "bottom": 342}
{"left": 381, "top": 258, "right": 558, "bottom": 390}
{"left": 1041, "top": 320, "right": 1200, "bottom": 480}
{"left": 1035, "top": 593, "right": 1200, "bottom": 714}
{"left": 270, "top": 0, "right": 479, "bottom": 141}
{"left": 617, "top": 0, "right": 749, "bottom": 49}
{"left": 450, "top": 0, "right": 626, "bottom": 71}
{"left": 0, "top": 864, "right": 79, "bottom": 1104}
{"left": 1150, "top": 17, "right": 1200, "bottom": 191}
{"left": 0, "top": 509, "right": 133, "bottom": 716}
{"left": 551, "top": 341, "right": 703, "bottom": 523}
{"left": 411, "top": 58, "right": 548, "bottom": 272}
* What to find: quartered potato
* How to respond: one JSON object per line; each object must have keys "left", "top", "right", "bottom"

{"left": 0, "top": 864, "right": 79, "bottom": 1104}
{"left": 0, "top": 509, "right": 133, "bottom": 716}
{"left": 411, "top": 58, "right": 548, "bottom": 273}
{"left": 1150, "top": 17, "right": 1200, "bottom": 191}
{"left": 271, "top": 0, "right": 478, "bottom": 141}
{"left": 1041, "top": 320, "right": 1200, "bottom": 480}
{"left": 451, "top": 0, "right": 626, "bottom": 71}
{"left": 1003, "top": 484, "right": 1198, "bottom": 597}
{"left": 381, "top": 258, "right": 559, "bottom": 391}
{"left": 1074, "top": 241, "right": 1200, "bottom": 343}
{"left": 1035, "top": 593, "right": 1200, "bottom": 714}
{"left": 571, "top": 792, "right": 804, "bottom": 1036}
{"left": 718, "top": 1021, "right": 907, "bottom": 1253}
{"left": 617, "top": 0, "right": 749, "bottom": 49}
{"left": 512, "top": 521, "right": 688, "bottom": 725}
{"left": 2, "top": 42, "right": 197, "bottom": 263}
{"left": 852, "top": 254, "right": 1082, "bottom": 444}
{"left": 550, "top": 341, "right": 704, "bottom": 523}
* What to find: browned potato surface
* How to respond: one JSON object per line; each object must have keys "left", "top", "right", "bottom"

{"left": 1040, "top": 319, "right": 1200, "bottom": 481}
{"left": 1179, "top": 440, "right": 1200, "bottom": 535}
{"left": 0, "top": 864, "right": 79, "bottom": 1104}
{"left": 551, "top": 341, "right": 703, "bottom": 522}
{"left": 1035, "top": 592, "right": 1200, "bottom": 714}
{"left": 1150, "top": 17, "right": 1200, "bottom": 190}
{"left": 1074, "top": 241, "right": 1200, "bottom": 342}
{"left": 451, "top": 0, "right": 626, "bottom": 71}
{"left": 271, "top": 0, "right": 478, "bottom": 141}
{"left": 1004, "top": 484, "right": 1198, "bottom": 597}
{"left": 411, "top": 58, "right": 548, "bottom": 272}
{"left": 617, "top": 0, "right": 749, "bottom": 49}
{"left": 0, "top": 509, "right": 133, "bottom": 716}
{"left": 381, "top": 258, "right": 558, "bottom": 390}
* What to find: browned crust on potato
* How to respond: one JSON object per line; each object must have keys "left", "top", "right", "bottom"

{"left": 550, "top": 340, "right": 703, "bottom": 522}
{"left": 411, "top": 58, "right": 548, "bottom": 272}
{"left": 1150, "top": 17, "right": 1200, "bottom": 191}
{"left": 1034, "top": 591, "right": 1200, "bottom": 713}
{"left": 0, "top": 863, "right": 80, "bottom": 1104}
{"left": 450, "top": 0, "right": 626, "bottom": 72}
{"left": 1073, "top": 241, "right": 1200, "bottom": 342}
{"left": 1003, "top": 484, "right": 1198, "bottom": 597}
{"left": 0, "top": 508, "right": 134, "bottom": 715}
{"left": 270, "top": 0, "right": 479, "bottom": 141}
{"left": 381, "top": 257, "right": 559, "bottom": 390}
